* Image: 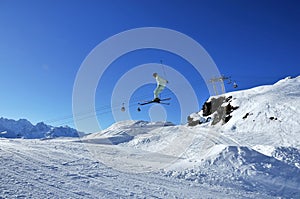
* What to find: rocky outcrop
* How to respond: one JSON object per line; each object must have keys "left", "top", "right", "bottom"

{"left": 187, "top": 96, "right": 238, "bottom": 126}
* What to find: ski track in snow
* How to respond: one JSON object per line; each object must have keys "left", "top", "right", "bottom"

{"left": 0, "top": 138, "right": 271, "bottom": 199}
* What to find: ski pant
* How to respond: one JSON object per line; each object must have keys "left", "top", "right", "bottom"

{"left": 154, "top": 85, "right": 166, "bottom": 99}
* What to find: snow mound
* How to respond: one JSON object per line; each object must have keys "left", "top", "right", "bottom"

{"left": 83, "top": 120, "right": 174, "bottom": 144}
{"left": 164, "top": 145, "right": 300, "bottom": 198}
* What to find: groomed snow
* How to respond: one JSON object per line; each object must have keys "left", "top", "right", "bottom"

{"left": 0, "top": 138, "right": 272, "bottom": 198}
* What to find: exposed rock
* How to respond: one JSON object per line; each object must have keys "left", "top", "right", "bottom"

{"left": 187, "top": 116, "right": 200, "bottom": 126}
{"left": 242, "top": 113, "right": 249, "bottom": 119}
{"left": 269, "top": 117, "right": 278, "bottom": 121}
{"left": 187, "top": 113, "right": 210, "bottom": 126}
{"left": 188, "top": 96, "right": 238, "bottom": 126}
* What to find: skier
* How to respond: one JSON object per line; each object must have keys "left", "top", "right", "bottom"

{"left": 153, "top": 72, "right": 168, "bottom": 102}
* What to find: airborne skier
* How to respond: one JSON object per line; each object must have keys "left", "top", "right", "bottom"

{"left": 137, "top": 73, "right": 170, "bottom": 107}
{"left": 153, "top": 72, "right": 168, "bottom": 102}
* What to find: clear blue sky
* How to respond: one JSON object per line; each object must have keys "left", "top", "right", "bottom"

{"left": 0, "top": 0, "right": 299, "bottom": 131}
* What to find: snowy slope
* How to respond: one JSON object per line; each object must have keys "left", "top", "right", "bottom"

{"left": 79, "top": 76, "right": 300, "bottom": 197}
{"left": 189, "top": 76, "right": 300, "bottom": 147}
{"left": 1, "top": 76, "right": 300, "bottom": 198}
{"left": 222, "top": 76, "right": 300, "bottom": 148}
{"left": 0, "top": 138, "right": 271, "bottom": 199}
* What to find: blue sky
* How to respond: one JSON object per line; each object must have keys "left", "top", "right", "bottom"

{"left": 0, "top": 0, "right": 299, "bottom": 131}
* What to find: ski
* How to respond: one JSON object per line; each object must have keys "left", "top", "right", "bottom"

{"left": 138, "top": 98, "right": 171, "bottom": 106}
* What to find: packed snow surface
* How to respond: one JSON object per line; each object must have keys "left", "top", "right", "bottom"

{"left": 1, "top": 76, "right": 300, "bottom": 198}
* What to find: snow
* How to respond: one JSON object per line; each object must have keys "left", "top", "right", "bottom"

{"left": 252, "top": 145, "right": 275, "bottom": 157}
{"left": 1, "top": 76, "right": 300, "bottom": 198}
{"left": 220, "top": 76, "right": 300, "bottom": 148}
{"left": 0, "top": 138, "right": 269, "bottom": 198}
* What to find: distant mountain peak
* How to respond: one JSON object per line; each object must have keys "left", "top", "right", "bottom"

{"left": 0, "top": 117, "right": 83, "bottom": 139}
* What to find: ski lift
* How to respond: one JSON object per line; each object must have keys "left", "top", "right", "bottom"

{"left": 227, "top": 78, "right": 232, "bottom": 84}
{"left": 121, "top": 103, "right": 125, "bottom": 112}
{"left": 227, "top": 76, "right": 238, "bottom": 89}
{"left": 233, "top": 82, "right": 238, "bottom": 88}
